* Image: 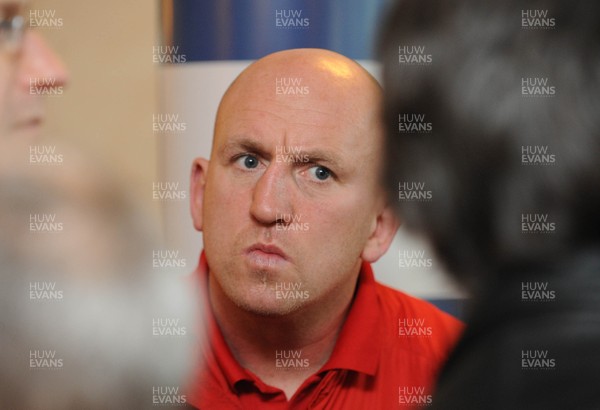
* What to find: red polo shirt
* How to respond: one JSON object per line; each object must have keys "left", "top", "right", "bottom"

{"left": 186, "top": 253, "right": 462, "bottom": 409}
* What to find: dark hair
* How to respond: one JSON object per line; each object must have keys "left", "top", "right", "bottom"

{"left": 379, "top": 0, "right": 600, "bottom": 292}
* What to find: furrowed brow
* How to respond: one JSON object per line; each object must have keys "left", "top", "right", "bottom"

{"left": 220, "top": 137, "right": 272, "bottom": 160}
{"left": 295, "top": 149, "right": 344, "bottom": 173}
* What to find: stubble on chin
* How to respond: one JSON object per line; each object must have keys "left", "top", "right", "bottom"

{"left": 219, "top": 268, "right": 305, "bottom": 317}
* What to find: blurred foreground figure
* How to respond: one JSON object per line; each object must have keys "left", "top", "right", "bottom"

{"left": 1, "top": 4, "right": 197, "bottom": 408}
{"left": 0, "top": 141, "right": 197, "bottom": 409}
{"left": 0, "top": 0, "right": 68, "bottom": 141}
{"left": 380, "top": 0, "right": 600, "bottom": 408}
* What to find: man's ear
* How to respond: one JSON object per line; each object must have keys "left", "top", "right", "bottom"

{"left": 361, "top": 204, "right": 401, "bottom": 264}
{"left": 190, "top": 157, "right": 209, "bottom": 231}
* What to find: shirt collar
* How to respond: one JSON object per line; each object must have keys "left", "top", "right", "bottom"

{"left": 195, "top": 251, "right": 381, "bottom": 392}
{"left": 318, "top": 261, "right": 380, "bottom": 376}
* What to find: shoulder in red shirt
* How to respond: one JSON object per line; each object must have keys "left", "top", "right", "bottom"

{"left": 186, "top": 254, "right": 463, "bottom": 409}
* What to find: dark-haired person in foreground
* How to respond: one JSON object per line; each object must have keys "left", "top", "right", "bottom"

{"left": 186, "top": 48, "right": 463, "bottom": 409}
{"left": 380, "top": 0, "right": 600, "bottom": 408}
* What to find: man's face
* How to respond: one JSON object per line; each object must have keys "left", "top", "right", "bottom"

{"left": 0, "top": 0, "right": 67, "bottom": 140}
{"left": 198, "top": 55, "right": 387, "bottom": 315}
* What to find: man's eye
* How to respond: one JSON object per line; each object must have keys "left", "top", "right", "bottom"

{"left": 236, "top": 154, "right": 259, "bottom": 169}
{"left": 308, "top": 166, "right": 331, "bottom": 181}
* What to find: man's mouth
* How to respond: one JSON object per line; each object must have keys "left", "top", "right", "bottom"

{"left": 244, "top": 243, "right": 289, "bottom": 267}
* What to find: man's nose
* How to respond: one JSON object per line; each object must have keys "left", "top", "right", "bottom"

{"left": 18, "top": 30, "right": 69, "bottom": 91}
{"left": 250, "top": 165, "right": 292, "bottom": 225}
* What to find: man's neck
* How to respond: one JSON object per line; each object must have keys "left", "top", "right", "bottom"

{"left": 207, "top": 271, "right": 360, "bottom": 400}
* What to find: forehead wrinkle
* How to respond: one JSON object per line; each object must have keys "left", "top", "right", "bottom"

{"left": 217, "top": 106, "right": 339, "bottom": 146}
{"left": 234, "top": 107, "right": 289, "bottom": 125}
{"left": 234, "top": 103, "right": 341, "bottom": 129}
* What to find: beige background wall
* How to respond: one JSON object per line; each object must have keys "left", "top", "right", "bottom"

{"left": 39, "top": 0, "right": 159, "bottom": 219}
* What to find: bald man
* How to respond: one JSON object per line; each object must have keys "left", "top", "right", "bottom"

{"left": 187, "top": 48, "right": 462, "bottom": 409}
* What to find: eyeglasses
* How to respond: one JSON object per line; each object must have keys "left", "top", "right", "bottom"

{"left": 0, "top": 3, "right": 28, "bottom": 52}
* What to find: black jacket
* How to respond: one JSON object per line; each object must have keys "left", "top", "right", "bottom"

{"left": 432, "top": 249, "right": 600, "bottom": 410}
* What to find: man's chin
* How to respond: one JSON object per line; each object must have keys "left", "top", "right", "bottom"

{"left": 231, "top": 290, "right": 306, "bottom": 317}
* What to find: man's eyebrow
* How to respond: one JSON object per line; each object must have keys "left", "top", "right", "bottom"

{"left": 298, "top": 149, "right": 343, "bottom": 171}
{"left": 220, "top": 137, "right": 271, "bottom": 159}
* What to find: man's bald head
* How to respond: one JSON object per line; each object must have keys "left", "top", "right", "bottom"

{"left": 222, "top": 48, "right": 380, "bottom": 101}
{"left": 214, "top": 48, "right": 383, "bottom": 163}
